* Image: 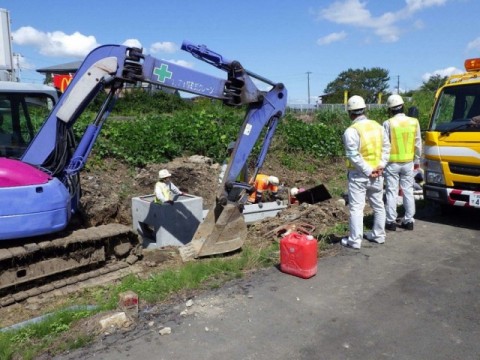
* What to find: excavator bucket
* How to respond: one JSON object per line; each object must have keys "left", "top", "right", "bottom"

{"left": 178, "top": 201, "right": 247, "bottom": 262}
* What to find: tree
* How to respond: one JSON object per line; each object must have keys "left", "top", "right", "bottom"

{"left": 419, "top": 74, "right": 447, "bottom": 93}
{"left": 43, "top": 72, "right": 52, "bottom": 85}
{"left": 323, "top": 67, "right": 390, "bottom": 104}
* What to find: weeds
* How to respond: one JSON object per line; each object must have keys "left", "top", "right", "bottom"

{"left": 0, "top": 241, "right": 280, "bottom": 359}
{"left": 0, "top": 307, "right": 96, "bottom": 359}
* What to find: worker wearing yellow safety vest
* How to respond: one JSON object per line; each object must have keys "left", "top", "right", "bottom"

{"left": 154, "top": 169, "right": 183, "bottom": 204}
{"left": 341, "top": 95, "right": 390, "bottom": 249}
{"left": 383, "top": 94, "right": 422, "bottom": 231}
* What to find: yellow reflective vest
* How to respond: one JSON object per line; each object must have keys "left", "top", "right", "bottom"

{"left": 347, "top": 120, "right": 383, "bottom": 169}
{"left": 154, "top": 182, "right": 171, "bottom": 204}
{"left": 388, "top": 116, "right": 418, "bottom": 162}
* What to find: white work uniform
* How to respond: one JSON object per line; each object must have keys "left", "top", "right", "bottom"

{"left": 154, "top": 180, "right": 182, "bottom": 204}
{"left": 383, "top": 113, "right": 422, "bottom": 225}
{"left": 343, "top": 115, "right": 390, "bottom": 248}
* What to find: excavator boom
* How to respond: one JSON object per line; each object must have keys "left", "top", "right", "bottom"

{"left": 1, "top": 41, "right": 287, "bottom": 275}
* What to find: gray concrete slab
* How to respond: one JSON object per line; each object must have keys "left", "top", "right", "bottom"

{"left": 55, "top": 206, "right": 480, "bottom": 360}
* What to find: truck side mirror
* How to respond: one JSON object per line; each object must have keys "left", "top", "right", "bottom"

{"left": 408, "top": 106, "right": 419, "bottom": 118}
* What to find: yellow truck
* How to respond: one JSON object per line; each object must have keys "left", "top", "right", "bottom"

{"left": 423, "top": 58, "right": 480, "bottom": 210}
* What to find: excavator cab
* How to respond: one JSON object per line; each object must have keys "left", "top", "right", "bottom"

{"left": 0, "top": 83, "right": 57, "bottom": 158}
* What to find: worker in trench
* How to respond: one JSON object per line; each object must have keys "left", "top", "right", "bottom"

{"left": 154, "top": 169, "right": 183, "bottom": 205}
{"left": 247, "top": 174, "right": 280, "bottom": 206}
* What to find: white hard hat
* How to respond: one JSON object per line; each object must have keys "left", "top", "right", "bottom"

{"left": 346, "top": 95, "right": 366, "bottom": 111}
{"left": 268, "top": 176, "right": 279, "bottom": 185}
{"left": 290, "top": 187, "right": 299, "bottom": 196}
{"left": 158, "top": 169, "right": 172, "bottom": 179}
{"left": 386, "top": 94, "right": 404, "bottom": 109}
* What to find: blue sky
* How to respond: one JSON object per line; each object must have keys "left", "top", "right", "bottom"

{"left": 2, "top": 0, "right": 480, "bottom": 104}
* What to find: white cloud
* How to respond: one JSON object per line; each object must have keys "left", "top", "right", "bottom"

{"left": 317, "top": 0, "right": 446, "bottom": 43}
{"left": 12, "top": 26, "right": 99, "bottom": 58}
{"left": 405, "top": 0, "right": 447, "bottom": 13}
{"left": 123, "top": 39, "right": 143, "bottom": 49}
{"left": 317, "top": 31, "right": 347, "bottom": 45}
{"left": 319, "top": 0, "right": 400, "bottom": 42}
{"left": 466, "top": 37, "right": 480, "bottom": 52}
{"left": 149, "top": 42, "right": 178, "bottom": 54}
{"left": 422, "top": 66, "right": 462, "bottom": 81}
{"left": 320, "top": 0, "right": 371, "bottom": 25}
{"left": 167, "top": 59, "right": 194, "bottom": 68}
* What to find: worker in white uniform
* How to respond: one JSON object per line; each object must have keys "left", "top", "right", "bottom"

{"left": 383, "top": 94, "right": 422, "bottom": 231}
{"left": 342, "top": 95, "right": 390, "bottom": 249}
{"left": 154, "top": 169, "right": 183, "bottom": 204}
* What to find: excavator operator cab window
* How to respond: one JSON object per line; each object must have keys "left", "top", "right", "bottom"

{"left": 0, "top": 93, "right": 54, "bottom": 158}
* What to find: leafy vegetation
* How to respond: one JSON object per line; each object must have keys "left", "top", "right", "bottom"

{"left": 74, "top": 89, "right": 355, "bottom": 168}
{"left": 72, "top": 84, "right": 436, "bottom": 170}
{"left": 323, "top": 67, "right": 390, "bottom": 104}
{"left": 409, "top": 86, "right": 437, "bottom": 130}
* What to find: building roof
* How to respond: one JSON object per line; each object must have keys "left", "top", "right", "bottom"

{"left": 36, "top": 61, "right": 82, "bottom": 74}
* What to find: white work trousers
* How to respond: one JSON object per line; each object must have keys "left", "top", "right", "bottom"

{"left": 384, "top": 162, "right": 415, "bottom": 224}
{"left": 347, "top": 171, "right": 386, "bottom": 247}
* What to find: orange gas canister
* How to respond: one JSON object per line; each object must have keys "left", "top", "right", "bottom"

{"left": 280, "top": 232, "right": 318, "bottom": 279}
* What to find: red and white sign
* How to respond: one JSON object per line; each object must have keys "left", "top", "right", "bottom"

{"left": 53, "top": 74, "right": 73, "bottom": 92}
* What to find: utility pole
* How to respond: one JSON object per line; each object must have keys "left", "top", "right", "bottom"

{"left": 13, "top": 53, "right": 21, "bottom": 82}
{"left": 306, "top": 72, "right": 312, "bottom": 104}
{"left": 397, "top": 75, "right": 400, "bottom": 94}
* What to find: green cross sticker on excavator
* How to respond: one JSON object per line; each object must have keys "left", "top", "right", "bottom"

{"left": 154, "top": 64, "right": 173, "bottom": 83}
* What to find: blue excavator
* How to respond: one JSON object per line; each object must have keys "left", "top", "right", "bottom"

{"left": 0, "top": 41, "right": 287, "bottom": 299}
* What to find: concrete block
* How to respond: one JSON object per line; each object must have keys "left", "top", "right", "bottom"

{"left": 132, "top": 194, "right": 203, "bottom": 248}
{"left": 119, "top": 291, "right": 139, "bottom": 319}
{"left": 242, "top": 200, "right": 288, "bottom": 224}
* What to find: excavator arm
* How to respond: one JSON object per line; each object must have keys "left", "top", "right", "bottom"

{"left": 2, "top": 42, "right": 287, "bottom": 257}
{"left": 22, "top": 43, "right": 264, "bottom": 168}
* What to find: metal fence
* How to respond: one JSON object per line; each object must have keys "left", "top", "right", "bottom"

{"left": 287, "top": 103, "right": 386, "bottom": 114}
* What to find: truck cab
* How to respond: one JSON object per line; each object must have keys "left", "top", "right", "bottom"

{"left": 423, "top": 58, "right": 480, "bottom": 209}
{"left": 0, "top": 81, "right": 58, "bottom": 158}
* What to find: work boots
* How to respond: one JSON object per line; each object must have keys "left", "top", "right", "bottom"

{"left": 385, "top": 221, "right": 414, "bottom": 231}
{"left": 401, "top": 222, "right": 414, "bottom": 230}
{"left": 385, "top": 222, "right": 397, "bottom": 231}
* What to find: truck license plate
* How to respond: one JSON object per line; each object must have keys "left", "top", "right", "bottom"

{"left": 469, "top": 193, "right": 480, "bottom": 207}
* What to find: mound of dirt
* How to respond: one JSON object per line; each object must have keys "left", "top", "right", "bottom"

{"left": 78, "top": 155, "right": 349, "bottom": 244}
{"left": 78, "top": 156, "right": 220, "bottom": 226}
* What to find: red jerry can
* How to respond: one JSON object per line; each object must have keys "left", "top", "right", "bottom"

{"left": 280, "top": 232, "right": 318, "bottom": 279}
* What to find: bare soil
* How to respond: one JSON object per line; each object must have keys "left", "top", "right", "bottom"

{"left": 78, "top": 155, "right": 348, "bottom": 230}
{"left": 75, "top": 154, "right": 351, "bottom": 280}
{"left": 1, "top": 154, "right": 351, "bottom": 353}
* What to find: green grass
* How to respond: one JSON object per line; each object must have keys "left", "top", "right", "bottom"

{"left": 0, "top": 307, "right": 97, "bottom": 360}
{"left": 0, "top": 241, "right": 280, "bottom": 359}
